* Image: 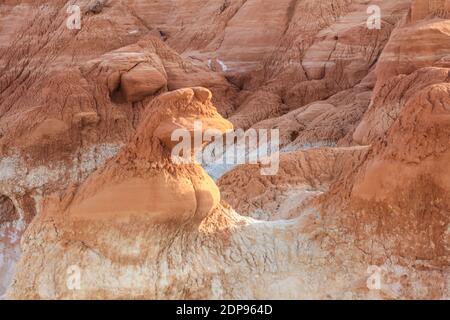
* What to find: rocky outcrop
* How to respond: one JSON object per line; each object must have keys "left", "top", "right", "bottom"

{"left": 3, "top": 88, "right": 415, "bottom": 300}
{"left": 218, "top": 146, "right": 369, "bottom": 220}
{"left": 349, "top": 70, "right": 450, "bottom": 267}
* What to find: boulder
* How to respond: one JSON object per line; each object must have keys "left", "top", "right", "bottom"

{"left": 121, "top": 64, "right": 167, "bottom": 102}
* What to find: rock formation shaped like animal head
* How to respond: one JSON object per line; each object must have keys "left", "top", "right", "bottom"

{"left": 56, "top": 87, "right": 233, "bottom": 226}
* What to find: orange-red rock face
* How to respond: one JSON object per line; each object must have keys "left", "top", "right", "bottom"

{"left": 0, "top": 0, "right": 449, "bottom": 299}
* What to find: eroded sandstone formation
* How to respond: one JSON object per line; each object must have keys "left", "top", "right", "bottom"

{"left": 0, "top": 0, "right": 449, "bottom": 299}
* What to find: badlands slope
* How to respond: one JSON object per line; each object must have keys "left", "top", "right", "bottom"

{"left": 0, "top": 0, "right": 449, "bottom": 299}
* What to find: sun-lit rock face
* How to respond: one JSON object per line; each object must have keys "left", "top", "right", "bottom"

{"left": 374, "top": 16, "right": 450, "bottom": 90}
{"left": 349, "top": 72, "right": 450, "bottom": 268}
{"left": 1, "top": 0, "right": 449, "bottom": 300}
